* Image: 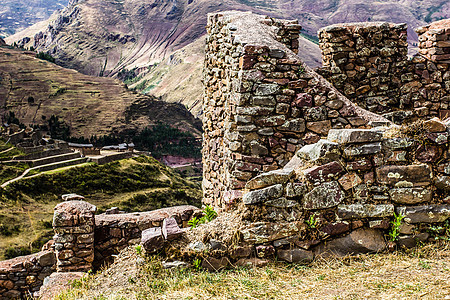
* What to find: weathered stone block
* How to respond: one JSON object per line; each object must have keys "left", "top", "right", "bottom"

{"left": 245, "top": 169, "right": 293, "bottom": 190}
{"left": 240, "top": 222, "right": 306, "bottom": 244}
{"left": 337, "top": 204, "right": 394, "bottom": 219}
{"left": 303, "top": 161, "right": 344, "bottom": 184}
{"left": 327, "top": 129, "right": 383, "bottom": 144}
{"left": 344, "top": 142, "right": 382, "bottom": 156}
{"left": 303, "top": 181, "right": 344, "bottom": 210}
{"left": 388, "top": 188, "right": 432, "bottom": 204}
{"left": 278, "top": 249, "right": 314, "bottom": 263}
{"left": 162, "top": 217, "right": 184, "bottom": 241}
{"left": 296, "top": 139, "right": 340, "bottom": 163}
{"left": 141, "top": 227, "right": 164, "bottom": 253}
{"left": 202, "top": 257, "right": 229, "bottom": 272}
{"left": 256, "top": 245, "right": 275, "bottom": 258}
{"left": 314, "top": 228, "right": 386, "bottom": 257}
{"left": 376, "top": 164, "right": 432, "bottom": 186}
{"left": 423, "top": 117, "right": 447, "bottom": 132}
{"left": 435, "top": 176, "right": 450, "bottom": 191}
{"left": 243, "top": 184, "right": 284, "bottom": 205}
{"left": 338, "top": 173, "right": 362, "bottom": 191}
{"left": 285, "top": 182, "right": 307, "bottom": 198}
{"left": 396, "top": 205, "right": 450, "bottom": 223}
{"left": 265, "top": 197, "right": 299, "bottom": 208}
{"left": 320, "top": 221, "right": 350, "bottom": 236}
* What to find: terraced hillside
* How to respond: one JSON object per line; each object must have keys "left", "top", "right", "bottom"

{"left": 0, "top": 45, "right": 201, "bottom": 138}
{"left": 0, "top": 153, "right": 201, "bottom": 260}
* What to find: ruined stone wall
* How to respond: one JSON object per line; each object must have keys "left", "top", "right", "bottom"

{"left": 318, "top": 22, "right": 408, "bottom": 113}
{"left": 318, "top": 19, "right": 450, "bottom": 123}
{"left": 239, "top": 120, "right": 450, "bottom": 260}
{"left": 0, "top": 251, "right": 55, "bottom": 299}
{"left": 202, "top": 12, "right": 388, "bottom": 208}
{"left": 93, "top": 205, "right": 197, "bottom": 268}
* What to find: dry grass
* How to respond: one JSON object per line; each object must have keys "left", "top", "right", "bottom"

{"left": 57, "top": 243, "right": 450, "bottom": 300}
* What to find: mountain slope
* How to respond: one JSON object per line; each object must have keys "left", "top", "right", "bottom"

{"left": 0, "top": 45, "right": 201, "bottom": 138}
{"left": 0, "top": 0, "right": 68, "bottom": 38}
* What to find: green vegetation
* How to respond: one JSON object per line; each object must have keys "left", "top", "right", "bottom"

{"left": 36, "top": 52, "right": 56, "bottom": 63}
{"left": 188, "top": 205, "right": 218, "bottom": 229}
{"left": 389, "top": 212, "right": 405, "bottom": 242}
{"left": 300, "top": 33, "right": 319, "bottom": 45}
{"left": 428, "top": 220, "right": 450, "bottom": 241}
{"left": 0, "top": 155, "right": 201, "bottom": 259}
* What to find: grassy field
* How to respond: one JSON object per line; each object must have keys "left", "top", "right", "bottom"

{"left": 0, "top": 155, "right": 201, "bottom": 260}
{"left": 57, "top": 243, "right": 450, "bottom": 300}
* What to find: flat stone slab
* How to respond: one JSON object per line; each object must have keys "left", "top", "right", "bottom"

{"left": 337, "top": 204, "right": 394, "bottom": 219}
{"left": 95, "top": 205, "right": 198, "bottom": 230}
{"left": 38, "top": 272, "right": 85, "bottom": 300}
{"left": 245, "top": 169, "right": 293, "bottom": 190}
{"left": 243, "top": 184, "right": 283, "bottom": 205}
{"left": 376, "top": 164, "right": 432, "bottom": 186}
{"left": 327, "top": 129, "right": 383, "bottom": 144}
{"left": 344, "top": 142, "right": 382, "bottom": 156}
{"left": 303, "top": 181, "right": 344, "bottom": 210}
{"left": 396, "top": 205, "right": 450, "bottom": 223}
{"left": 303, "top": 161, "right": 344, "bottom": 184}
{"left": 389, "top": 188, "right": 432, "bottom": 204}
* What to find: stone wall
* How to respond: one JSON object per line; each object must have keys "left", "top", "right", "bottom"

{"left": 239, "top": 120, "right": 450, "bottom": 259}
{"left": 202, "top": 12, "right": 388, "bottom": 208}
{"left": 94, "top": 205, "right": 197, "bottom": 268}
{"left": 318, "top": 22, "right": 408, "bottom": 113}
{"left": 318, "top": 19, "right": 450, "bottom": 123}
{"left": 0, "top": 251, "right": 55, "bottom": 299}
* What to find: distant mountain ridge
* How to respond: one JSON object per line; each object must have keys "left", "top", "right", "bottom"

{"left": 4, "top": 0, "right": 450, "bottom": 115}
{"left": 0, "top": 0, "right": 69, "bottom": 38}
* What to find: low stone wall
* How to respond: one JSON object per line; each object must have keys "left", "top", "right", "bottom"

{"left": 239, "top": 121, "right": 450, "bottom": 259}
{"left": 0, "top": 251, "right": 55, "bottom": 299}
{"left": 94, "top": 205, "right": 198, "bottom": 268}
{"left": 89, "top": 152, "right": 132, "bottom": 165}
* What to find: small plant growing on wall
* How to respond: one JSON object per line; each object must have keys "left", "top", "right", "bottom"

{"left": 389, "top": 212, "right": 404, "bottom": 242}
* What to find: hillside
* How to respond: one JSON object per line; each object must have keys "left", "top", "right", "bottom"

{"left": 0, "top": 154, "right": 201, "bottom": 260}
{"left": 0, "top": 45, "right": 201, "bottom": 138}
{"left": 0, "top": 0, "right": 68, "bottom": 38}
{"left": 5, "top": 0, "right": 449, "bottom": 115}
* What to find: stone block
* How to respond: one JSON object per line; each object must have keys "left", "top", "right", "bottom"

{"left": 141, "top": 227, "right": 164, "bottom": 253}
{"left": 162, "top": 218, "right": 184, "bottom": 241}
{"left": 314, "top": 228, "right": 386, "bottom": 257}
{"left": 243, "top": 184, "right": 284, "bottom": 205}
{"left": 303, "top": 181, "right": 344, "bottom": 210}
{"left": 202, "top": 257, "right": 229, "bottom": 272}
{"left": 285, "top": 182, "right": 307, "bottom": 198}
{"left": 396, "top": 205, "right": 450, "bottom": 223}
{"left": 245, "top": 169, "right": 293, "bottom": 190}
{"left": 346, "top": 158, "right": 373, "bottom": 172}
{"left": 256, "top": 245, "right": 275, "bottom": 258}
{"left": 265, "top": 197, "right": 299, "bottom": 208}
{"left": 344, "top": 142, "right": 382, "bottom": 156}
{"left": 376, "top": 164, "right": 432, "bottom": 186}
{"left": 388, "top": 188, "right": 432, "bottom": 204}
{"left": 296, "top": 139, "right": 340, "bottom": 163}
{"left": 303, "top": 161, "right": 344, "bottom": 184}
{"left": 240, "top": 222, "right": 306, "bottom": 244}
{"left": 337, "top": 204, "right": 394, "bottom": 220}
{"left": 278, "top": 249, "right": 314, "bottom": 263}
{"left": 423, "top": 117, "right": 447, "bottom": 132}
{"left": 320, "top": 221, "right": 350, "bottom": 236}
{"left": 327, "top": 129, "right": 383, "bottom": 144}
{"left": 338, "top": 173, "right": 362, "bottom": 190}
